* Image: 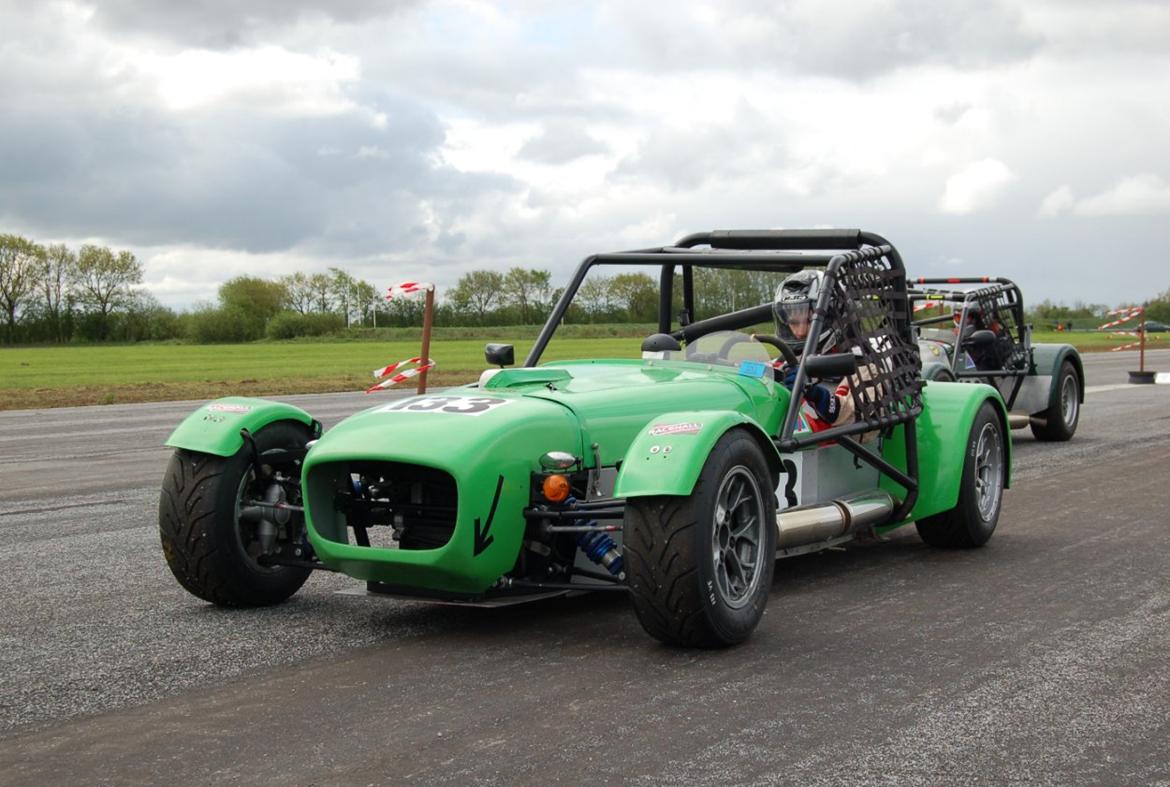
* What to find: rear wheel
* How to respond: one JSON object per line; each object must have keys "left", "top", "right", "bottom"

{"left": 159, "top": 421, "right": 312, "bottom": 607}
{"left": 624, "top": 431, "right": 776, "bottom": 647}
{"left": 1030, "top": 360, "right": 1080, "bottom": 441}
{"left": 916, "top": 401, "right": 1005, "bottom": 548}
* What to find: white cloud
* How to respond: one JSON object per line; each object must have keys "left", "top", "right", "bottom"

{"left": 1037, "top": 176, "right": 1170, "bottom": 217}
{"left": 139, "top": 46, "right": 361, "bottom": 115}
{"left": 1039, "top": 185, "right": 1075, "bottom": 216}
{"left": 939, "top": 159, "right": 1017, "bottom": 214}
{"left": 1074, "top": 174, "right": 1170, "bottom": 216}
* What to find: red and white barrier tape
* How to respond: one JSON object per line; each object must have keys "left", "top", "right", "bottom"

{"left": 1098, "top": 306, "right": 1144, "bottom": 330}
{"left": 386, "top": 281, "right": 434, "bottom": 300}
{"left": 912, "top": 300, "right": 943, "bottom": 313}
{"left": 366, "top": 357, "right": 436, "bottom": 393}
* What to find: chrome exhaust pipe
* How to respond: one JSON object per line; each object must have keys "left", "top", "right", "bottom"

{"left": 1008, "top": 413, "right": 1049, "bottom": 429}
{"left": 1008, "top": 414, "right": 1030, "bottom": 430}
{"left": 775, "top": 490, "right": 896, "bottom": 549}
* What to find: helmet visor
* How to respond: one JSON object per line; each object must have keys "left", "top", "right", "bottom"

{"left": 778, "top": 301, "right": 811, "bottom": 328}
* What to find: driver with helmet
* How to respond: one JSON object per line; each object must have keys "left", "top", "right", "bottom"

{"left": 770, "top": 269, "right": 864, "bottom": 433}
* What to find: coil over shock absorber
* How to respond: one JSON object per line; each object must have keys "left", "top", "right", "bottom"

{"left": 566, "top": 497, "right": 624, "bottom": 577}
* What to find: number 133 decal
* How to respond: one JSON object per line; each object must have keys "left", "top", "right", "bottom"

{"left": 379, "top": 395, "right": 511, "bottom": 416}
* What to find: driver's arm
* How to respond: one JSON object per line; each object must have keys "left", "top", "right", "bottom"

{"left": 779, "top": 365, "right": 843, "bottom": 424}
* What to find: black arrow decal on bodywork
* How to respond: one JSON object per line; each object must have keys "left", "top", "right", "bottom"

{"left": 473, "top": 475, "right": 505, "bottom": 557}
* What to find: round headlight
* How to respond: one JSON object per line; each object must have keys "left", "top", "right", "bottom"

{"left": 539, "top": 451, "right": 577, "bottom": 470}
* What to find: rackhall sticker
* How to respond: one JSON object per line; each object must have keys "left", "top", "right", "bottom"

{"left": 207, "top": 403, "right": 252, "bottom": 414}
{"left": 648, "top": 422, "right": 702, "bottom": 436}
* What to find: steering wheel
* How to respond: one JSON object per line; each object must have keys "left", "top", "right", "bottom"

{"left": 751, "top": 334, "right": 800, "bottom": 367}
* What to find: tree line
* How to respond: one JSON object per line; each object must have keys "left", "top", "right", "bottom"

{"left": 0, "top": 234, "right": 147, "bottom": 344}
{"left": 3, "top": 231, "right": 1167, "bottom": 345}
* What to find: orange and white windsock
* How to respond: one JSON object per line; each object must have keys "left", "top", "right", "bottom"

{"left": 386, "top": 281, "right": 434, "bottom": 300}
{"left": 366, "top": 357, "right": 436, "bottom": 392}
{"left": 1099, "top": 306, "right": 1144, "bottom": 330}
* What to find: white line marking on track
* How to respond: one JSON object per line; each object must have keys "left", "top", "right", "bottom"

{"left": 1085, "top": 383, "right": 1167, "bottom": 394}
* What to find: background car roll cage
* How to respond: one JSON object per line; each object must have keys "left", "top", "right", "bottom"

{"left": 910, "top": 277, "right": 1030, "bottom": 408}
{"left": 526, "top": 229, "right": 925, "bottom": 524}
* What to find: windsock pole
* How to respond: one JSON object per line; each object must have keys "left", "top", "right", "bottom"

{"left": 1140, "top": 312, "right": 1146, "bottom": 373}
{"left": 418, "top": 287, "right": 435, "bottom": 394}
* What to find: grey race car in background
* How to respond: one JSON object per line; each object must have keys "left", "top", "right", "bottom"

{"left": 911, "top": 277, "right": 1083, "bottom": 441}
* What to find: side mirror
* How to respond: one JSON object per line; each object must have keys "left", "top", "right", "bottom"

{"left": 962, "top": 329, "right": 996, "bottom": 351}
{"left": 804, "top": 352, "right": 858, "bottom": 379}
{"left": 484, "top": 343, "right": 514, "bottom": 367}
{"left": 640, "top": 333, "right": 682, "bottom": 353}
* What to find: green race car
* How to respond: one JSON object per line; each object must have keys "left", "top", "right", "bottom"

{"left": 160, "top": 230, "right": 1011, "bottom": 647}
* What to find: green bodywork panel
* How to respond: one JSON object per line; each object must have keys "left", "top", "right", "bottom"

{"left": 301, "top": 392, "right": 581, "bottom": 593}
{"left": 165, "top": 397, "right": 314, "bottom": 457}
{"left": 614, "top": 408, "right": 784, "bottom": 497}
{"left": 876, "top": 380, "right": 1011, "bottom": 524}
{"left": 523, "top": 359, "right": 783, "bottom": 466}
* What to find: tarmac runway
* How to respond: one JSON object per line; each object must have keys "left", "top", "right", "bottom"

{"left": 1, "top": 349, "right": 1168, "bottom": 785}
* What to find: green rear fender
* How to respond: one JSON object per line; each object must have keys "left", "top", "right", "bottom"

{"left": 165, "top": 397, "right": 316, "bottom": 457}
{"left": 878, "top": 381, "right": 1012, "bottom": 524}
{"left": 614, "top": 410, "right": 781, "bottom": 498}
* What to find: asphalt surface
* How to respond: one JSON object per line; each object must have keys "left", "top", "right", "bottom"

{"left": 1, "top": 350, "right": 1168, "bottom": 785}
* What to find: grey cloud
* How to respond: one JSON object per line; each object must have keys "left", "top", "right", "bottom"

{"left": 518, "top": 121, "right": 609, "bottom": 164}
{"left": 610, "top": 106, "right": 789, "bottom": 192}
{"left": 934, "top": 102, "right": 973, "bottom": 125}
{"left": 607, "top": 0, "right": 1041, "bottom": 80}
{"left": 0, "top": 89, "right": 518, "bottom": 257}
{"left": 86, "top": 0, "right": 421, "bottom": 48}
{"left": 1025, "top": 0, "right": 1170, "bottom": 57}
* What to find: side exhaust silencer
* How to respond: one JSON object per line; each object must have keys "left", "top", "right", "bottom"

{"left": 775, "top": 490, "right": 896, "bottom": 549}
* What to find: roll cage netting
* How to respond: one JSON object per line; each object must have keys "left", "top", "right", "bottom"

{"left": 526, "top": 229, "right": 924, "bottom": 520}
{"left": 911, "top": 278, "right": 1029, "bottom": 376}
{"left": 778, "top": 244, "right": 924, "bottom": 449}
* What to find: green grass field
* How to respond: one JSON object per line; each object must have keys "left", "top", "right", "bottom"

{"left": 0, "top": 329, "right": 1154, "bottom": 410}
{"left": 0, "top": 336, "right": 645, "bottom": 409}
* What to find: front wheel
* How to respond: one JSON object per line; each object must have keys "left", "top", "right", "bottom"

{"left": 159, "top": 421, "right": 312, "bottom": 606}
{"left": 916, "top": 401, "right": 1006, "bottom": 548}
{"left": 1030, "top": 360, "right": 1080, "bottom": 441}
{"left": 624, "top": 430, "right": 777, "bottom": 647}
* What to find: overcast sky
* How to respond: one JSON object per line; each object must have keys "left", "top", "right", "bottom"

{"left": 2, "top": 0, "right": 1168, "bottom": 309}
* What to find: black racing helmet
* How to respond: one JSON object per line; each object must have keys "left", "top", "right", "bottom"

{"left": 773, "top": 269, "right": 837, "bottom": 354}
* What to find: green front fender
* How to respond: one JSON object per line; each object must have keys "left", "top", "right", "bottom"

{"left": 614, "top": 410, "right": 780, "bottom": 498}
{"left": 165, "top": 396, "right": 316, "bottom": 457}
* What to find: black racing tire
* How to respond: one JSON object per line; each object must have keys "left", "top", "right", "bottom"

{"left": 624, "top": 430, "right": 777, "bottom": 647}
{"left": 915, "top": 401, "right": 1005, "bottom": 548}
{"left": 1030, "top": 360, "right": 1080, "bottom": 442}
{"left": 932, "top": 368, "right": 957, "bottom": 383}
{"left": 159, "top": 421, "right": 312, "bottom": 607}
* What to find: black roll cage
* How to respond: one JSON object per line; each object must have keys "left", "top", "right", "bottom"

{"left": 525, "top": 229, "right": 923, "bottom": 522}
{"left": 910, "top": 277, "right": 1031, "bottom": 408}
